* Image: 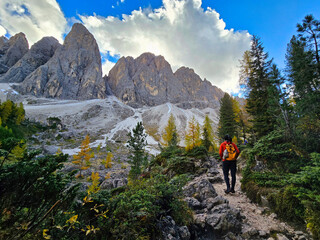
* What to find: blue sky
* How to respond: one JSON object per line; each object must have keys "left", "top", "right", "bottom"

{"left": 56, "top": 0, "right": 320, "bottom": 70}
{"left": 0, "top": 0, "right": 319, "bottom": 93}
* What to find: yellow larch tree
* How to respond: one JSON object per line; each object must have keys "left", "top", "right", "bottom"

{"left": 72, "top": 135, "right": 94, "bottom": 178}
{"left": 161, "top": 114, "right": 179, "bottom": 147}
{"left": 185, "top": 116, "right": 201, "bottom": 151}
{"left": 102, "top": 152, "right": 113, "bottom": 169}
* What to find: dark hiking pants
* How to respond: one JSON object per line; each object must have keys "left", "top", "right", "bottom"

{"left": 222, "top": 160, "right": 237, "bottom": 190}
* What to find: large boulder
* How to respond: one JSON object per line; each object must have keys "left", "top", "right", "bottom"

{"left": 16, "top": 23, "right": 106, "bottom": 100}
{"left": 183, "top": 171, "right": 243, "bottom": 238}
{"left": 0, "top": 33, "right": 28, "bottom": 74}
{"left": 0, "top": 37, "right": 60, "bottom": 83}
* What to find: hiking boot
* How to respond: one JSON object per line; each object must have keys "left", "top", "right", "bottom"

{"left": 230, "top": 189, "right": 235, "bottom": 193}
{"left": 225, "top": 189, "right": 230, "bottom": 194}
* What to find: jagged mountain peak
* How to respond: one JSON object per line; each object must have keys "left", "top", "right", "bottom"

{"left": 107, "top": 52, "right": 224, "bottom": 108}
{"left": 0, "top": 36, "right": 60, "bottom": 83}
{"left": 16, "top": 23, "right": 106, "bottom": 100}
{"left": 0, "top": 32, "right": 29, "bottom": 74}
{"left": 175, "top": 66, "right": 196, "bottom": 74}
{"left": 64, "top": 23, "right": 99, "bottom": 56}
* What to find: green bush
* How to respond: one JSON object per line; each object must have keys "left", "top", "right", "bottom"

{"left": 268, "top": 185, "right": 305, "bottom": 224}
{"left": 241, "top": 180, "right": 262, "bottom": 204}
{"left": 249, "top": 130, "right": 304, "bottom": 173}
{"left": 241, "top": 149, "right": 320, "bottom": 238}
{"left": 167, "top": 156, "right": 195, "bottom": 175}
{"left": 186, "top": 145, "right": 207, "bottom": 158}
{"left": 49, "top": 174, "right": 192, "bottom": 240}
{"left": 305, "top": 201, "right": 320, "bottom": 239}
{"left": 0, "top": 152, "right": 78, "bottom": 239}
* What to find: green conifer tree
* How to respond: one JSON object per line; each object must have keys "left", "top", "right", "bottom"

{"left": 127, "top": 122, "right": 148, "bottom": 180}
{"left": 241, "top": 36, "right": 276, "bottom": 141}
{"left": 218, "top": 93, "right": 237, "bottom": 140}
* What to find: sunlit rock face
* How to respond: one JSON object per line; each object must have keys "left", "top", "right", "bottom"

{"left": 107, "top": 52, "right": 224, "bottom": 108}
{"left": 17, "top": 23, "right": 107, "bottom": 100}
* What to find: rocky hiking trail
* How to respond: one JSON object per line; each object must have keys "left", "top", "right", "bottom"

{"left": 161, "top": 156, "right": 310, "bottom": 240}
{"left": 212, "top": 162, "right": 308, "bottom": 240}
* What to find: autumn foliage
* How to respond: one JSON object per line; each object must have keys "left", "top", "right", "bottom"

{"left": 185, "top": 116, "right": 201, "bottom": 151}
{"left": 72, "top": 135, "right": 94, "bottom": 178}
{"left": 161, "top": 114, "right": 179, "bottom": 147}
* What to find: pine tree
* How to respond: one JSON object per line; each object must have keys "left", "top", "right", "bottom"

{"left": 162, "top": 114, "right": 179, "bottom": 147}
{"left": 286, "top": 35, "right": 320, "bottom": 119}
{"left": 72, "top": 135, "right": 94, "bottom": 178}
{"left": 296, "top": 14, "right": 320, "bottom": 74}
{"left": 241, "top": 35, "right": 276, "bottom": 140}
{"left": 231, "top": 98, "right": 250, "bottom": 143}
{"left": 286, "top": 16, "right": 320, "bottom": 151}
{"left": 127, "top": 122, "right": 148, "bottom": 180}
{"left": 0, "top": 100, "right": 13, "bottom": 125}
{"left": 15, "top": 102, "right": 25, "bottom": 125}
{"left": 239, "top": 50, "right": 253, "bottom": 87}
{"left": 218, "top": 93, "right": 237, "bottom": 140}
{"left": 202, "top": 115, "right": 217, "bottom": 151}
{"left": 185, "top": 116, "right": 201, "bottom": 151}
{"left": 269, "top": 64, "right": 294, "bottom": 138}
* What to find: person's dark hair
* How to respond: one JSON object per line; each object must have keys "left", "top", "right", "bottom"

{"left": 224, "top": 134, "right": 232, "bottom": 142}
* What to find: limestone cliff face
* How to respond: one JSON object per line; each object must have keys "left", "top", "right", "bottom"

{"left": 108, "top": 53, "right": 187, "bottom": 107}
{"left": 107, "top": 52, "right": 224, "bottom": 107}
{"left": 0, "top": 37, "right": 60, "bottom": 83}
{"left": 0, "top": 33, "right": 29, "bottom": 74}
{"left": 17, "top": 23, "right": 106, "bottom": 100}
{"left": 174, "top": 66, "right": 225, "bottom": 103}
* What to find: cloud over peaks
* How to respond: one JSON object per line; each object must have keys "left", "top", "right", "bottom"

{"left": 0, "top": 0, "right": 67, "bottom": 45}
{"left": 80, "top": 0, "right": 251, "bottom": 92}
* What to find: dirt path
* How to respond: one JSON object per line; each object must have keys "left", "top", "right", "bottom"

{"left": 213, "top": 167, "right": 296, "bottom": 236}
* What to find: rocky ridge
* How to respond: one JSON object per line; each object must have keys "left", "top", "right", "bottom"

{"left": 0, "top": 33, "right": 28, "bottom": 75}
{"left": 16, "top": 23, "right": 107, "bottom": 100}
{"left": 107, "top": 52, "right": 225, "bottom": 108}
{"left": 0, "top": 37, "right": 61, "bottom": 83}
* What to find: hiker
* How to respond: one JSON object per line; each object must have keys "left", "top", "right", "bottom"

{"left": 219, "top": 135, "right": 240, "bottom": 194}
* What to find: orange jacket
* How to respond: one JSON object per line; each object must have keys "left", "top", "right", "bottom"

{"left": 219, "top": 141, "right": 240, "bottom": 161}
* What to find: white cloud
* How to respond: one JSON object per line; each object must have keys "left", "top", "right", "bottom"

{"left": 0, "top": 0, "right": 67, "bottom": 46}
{"left": 80, "top": 0, "right": 251, "bottom": 93}
{"left": 102, "top": 60, "right": 116, "bottom": 76}
{"left": 0, "top": 25, "right": 6, "bottom": 36}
